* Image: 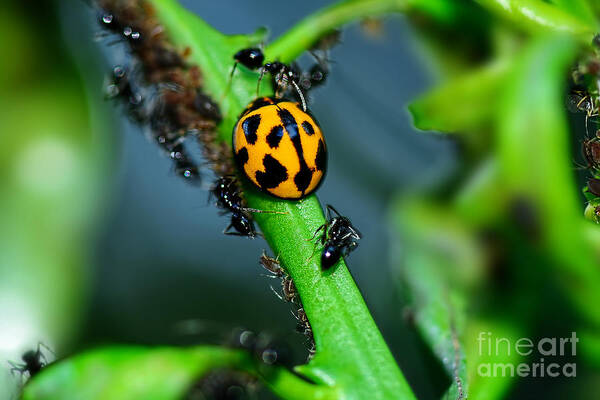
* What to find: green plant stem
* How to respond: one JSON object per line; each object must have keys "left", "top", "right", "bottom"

{"left": 150, "top": 0, "right": 416, "bottom": 398}
{"left": 266, "top": 0, "right": 408, "bottom": 63}
{"left": 475, "top": 0, "right": 599, "bottom": 41}
{"left": 266, "top": 0, "right": 465, "bottom": 63}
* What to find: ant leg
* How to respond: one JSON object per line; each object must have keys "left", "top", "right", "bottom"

{"left": 326, "top": 204, "right": 343, "bottom": 218}
{"left": 219, "top": 62, "right": 238, "bottom": 102}
{"left": 256, "top": 68, "right": 265, "bottom": 97}
{"left": 306, "top": 224, "right": 326, "bottom": 242}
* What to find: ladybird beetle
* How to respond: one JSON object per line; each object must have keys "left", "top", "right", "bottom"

{"left": 233, "top": 97, "right": 327, "bottom": 199}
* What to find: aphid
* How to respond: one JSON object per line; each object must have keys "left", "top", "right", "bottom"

{"left": 259, "top": 252, "right": 284, "bottom": 278}
{"left": 583, "top": 130, "right": 600, "bottom": 171}
{"left": 106, "top": 65, "right": 148, "bottom": 122}
{"left": 193, "top": 92, "right": 222, "bottom": 121}
{"left": 260, "top": 253, "right": 298, "bottom": 303}
{"left": 567, "top": 89, "right": 594, "bottom": 115}
{"left": 311, "top": 205, "right": 361, "bottom": 270}
{"left": 294, "top": 308, "right": 312, "bottom": 337}
{"left": 211, "top": 177, "right": 257, "bottom": 237}
{"left": 97, "top": 11, "right": 142, "bottom": 46}
{"left": 154, "top": 134, "right": 202, "bottom": 185}
{"left": 299, "top": 62, "right": 329, "bottom": 91}
{"left": 293, "top": 308, "right": 315, "bottom": 358}
{"left": 588, "top": 178, "right": 600, "bottom": 197}
{"left": 233, "top": 97, "right": 327, "bottom": 199}
{"left": 8, "top": 343, "right": 52, "bottom": 380}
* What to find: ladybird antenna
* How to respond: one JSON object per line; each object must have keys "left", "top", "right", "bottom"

{"left": 291, "top": 80, "right": 307, "bottom": 112}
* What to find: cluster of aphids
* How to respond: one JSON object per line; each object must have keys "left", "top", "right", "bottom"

{"left": 96, "top": 1, "right": 223, "bottom": 189}
{"left": 568, "top": 34, "right": 600, "bottom": 222}
{"left": 260, "top": 252, "right": 315, "bottom": 357}
{"left": 94, "top": 0, "right": 349, "bottom": 243}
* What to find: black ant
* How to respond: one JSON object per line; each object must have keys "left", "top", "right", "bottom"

{"left": 230, "top": 48, "right": 307, "bottom": 111}
{"left": 211, "top": 177, "right": 286, "bottom": 237}
{"left": 211, "top": 176, "right": 257, "bottom": 237}
{"left": 8, "top": 343, "right": 53, "bottom": 380}
{"left": 310, "top": 205, "right": 361, "bottom": 270}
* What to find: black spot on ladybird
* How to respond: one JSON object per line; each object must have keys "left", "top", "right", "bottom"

{"left": 242, "top": 114, "right": 261, "bottom": 144}
{"left": 256, "top": 155, "right": 288, "bottom": 189}
{"left": 266, "top": 125, "right": 284, "bottom": 148}
{"left": 294, "top": 166, "right": 313, "bottom": 194}
{"left": 236, "top": 147, "right": 249, "bottom": 165}
{"left": 302, "top": 121, "right": 315, "bottom": 136}
{"left": 315, "top": 139, "right": 326, "bottom": 172}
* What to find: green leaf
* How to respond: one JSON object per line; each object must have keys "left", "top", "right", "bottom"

{"left": 475, "top": 0, "right": 598, "bottom": 41}
{"left": 391, "top": 198, "right": 526, "bottom": 400}
{"left": 409, "top": 60, "right": 510, "bottom": 133}
{"left": 22, "top": 346, "right": 250, "bottom": 400}
{"left": 549, "top": 0, "right": 598, "bottom": 27}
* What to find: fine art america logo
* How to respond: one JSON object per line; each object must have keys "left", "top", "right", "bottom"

{"left": 477, "top": 332, "right": 578, "bottom": 378}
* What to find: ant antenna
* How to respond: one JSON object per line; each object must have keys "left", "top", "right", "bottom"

{"left": 292, "top": 80, "right": 307, "bottom": 112}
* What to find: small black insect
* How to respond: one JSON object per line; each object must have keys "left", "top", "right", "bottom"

{"left": 229, "top": 48, "right": 307, "bottom": 111}
{"left": 211, "top": 177, "right": 285, "bottom": 237}
{"left": 211, "top": 177, "right": 258, "bottom": 238}
{"left": 311, "top": 205, "right": 361, "bottom": 270}
{"left": 588, "top": 178, "right": 600, "bottom": 197}
{"left": 233, "top": 48, "right": 265, "bottom": 72}
{"left": 299, "top": 62, "right": 329, "bottom": 91}
{"left": 567, "top": 88, "right": 596, "bottom": 116}
{"left": 154, "top": 134, "right": 202, "bottom": 185}
{"left": 8, "top": 343, "right": 53, "bottom": 380}
{"left": 106, "top": 65, "right": 148, "bottom": 122}
{"left": 583, "top": 130, "right": 600, "bottom": 171}
{"left": 97, "top": 11, "right": 142, "bottom": 46}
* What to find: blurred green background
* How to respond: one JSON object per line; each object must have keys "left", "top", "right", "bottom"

{"left": 2, "top": 0, "right": 600, "bottom": 399}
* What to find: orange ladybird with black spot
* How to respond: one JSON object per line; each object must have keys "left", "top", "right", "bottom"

{"left": 233, "top": 97, "right": 327, "bottom": 199}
